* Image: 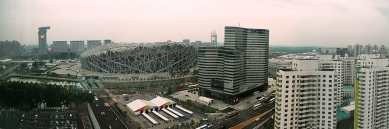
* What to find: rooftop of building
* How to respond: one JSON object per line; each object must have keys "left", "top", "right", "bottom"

{"left": 342, "top": 85, "right": 353, "bottom": 89}
{"left": 336, "top": 106, "right": 350, "bottom": 120}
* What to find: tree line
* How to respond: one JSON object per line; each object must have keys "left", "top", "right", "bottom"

{"left": 0, "top": 82, "right": 94, "bottom": 109}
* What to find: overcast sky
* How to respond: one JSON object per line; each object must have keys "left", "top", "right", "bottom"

{"left": 1, "top": 0, "right": 389, "bottom": 47}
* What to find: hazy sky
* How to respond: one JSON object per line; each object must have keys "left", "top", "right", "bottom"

{"left": 1, "top": 0, "right": 389, "bottom": 47}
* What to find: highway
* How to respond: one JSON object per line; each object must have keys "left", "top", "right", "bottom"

{"left": 211, "top": 102, "right": 275, "bottom": 129}
{"left": 242, "top": 110, "right": 274, "bottom": 129}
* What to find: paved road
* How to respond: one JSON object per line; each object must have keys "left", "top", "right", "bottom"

{"left": 242, "top": 111, "right": 274, "bottom": 129}
{"left": 229, "top": 108, "right": 274, "bottom": 129}
{"left": 211, "top": 102, "right": 274, "bottom": 129}
{"left": 89, "top": 100, "right": 126, "bottom": 129}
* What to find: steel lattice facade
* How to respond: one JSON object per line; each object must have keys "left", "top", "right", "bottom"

{"left": 80, "top": 42, "right": 197, "bottom": 74}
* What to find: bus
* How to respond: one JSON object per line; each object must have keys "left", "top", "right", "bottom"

{"left": 253, "top": 103, "right": 262, "bottom": 110}
{"left": 258, "top": 97, "right": 265, "bottom": 102}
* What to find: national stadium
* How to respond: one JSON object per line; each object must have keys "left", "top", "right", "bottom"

{"left": 80, "top": 42, "right": 197, "bottom": 74}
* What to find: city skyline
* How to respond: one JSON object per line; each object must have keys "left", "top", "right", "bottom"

{"left": 1, "top": 0, "right": 389, "bottom": 47}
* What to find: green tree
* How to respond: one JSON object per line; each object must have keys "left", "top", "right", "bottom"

{"left": 137, "top": 126, "right": 142, "bottom": 129}
{"left": 20, "top": 62, "right": 28, "bottom": 69}
{"left": 32, "top": 61, "right": 39, "bottom": 68}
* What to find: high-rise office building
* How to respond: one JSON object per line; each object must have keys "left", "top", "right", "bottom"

{"left": 198, "top": 26, "right": 269, "bottom": 104}
{"left": 275, "top": 59, "right": 337, "bottom": 129}
{"left": 70, "top": 41, "right": 85, "bottom": 55}
{"left": 347, "top": 45, "right": 353, "bottom": 56}
{"left": 38, "top": 26, "right": 50, "bottom": 55}
{"left": 87, "top": 40, "right": 102, "bottom": 50}
{"left": 354, "top": 54, "right": 389, "bottom": 129}
{"left": 183, "top": 39, "right": 190, "bottom": 43}
{"left": 52, "top": 41, "right": 69, "bottom": 53}
{"left": 336, "top": 48, "right": 350, "bottom": 57}
{"left": 354, "top": 44, "right": 362, "bottom": 57}
{"left": 211, "top": 30, "right": 217, "bottom": 47}
{"left": 364, "top": 44, "right": 372, "bottom": 54}
{"left": 378, "top": 45, "right": 388, "bottom": 57}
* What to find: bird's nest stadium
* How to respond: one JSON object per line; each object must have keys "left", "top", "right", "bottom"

{"left": 80, "top": 42, "right": 198, "bottom": 74}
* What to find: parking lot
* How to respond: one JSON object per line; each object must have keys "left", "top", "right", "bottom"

{"left": 0, "top": 108, "right": 78, "bottom": 129}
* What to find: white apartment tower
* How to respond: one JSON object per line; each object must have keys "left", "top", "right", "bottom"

{"left": 354, "top": 55, "right": 389, "bottom": 129}
{"left": 316, "top": 55, "right": 343, "bottom": 106}
{"left": 211, "top": 30, "right": 217, "bottom": 47}
{"left": 275, "top": 59, "right": 337, "bottom": 129}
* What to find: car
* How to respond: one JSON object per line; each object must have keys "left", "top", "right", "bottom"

{"left": 255, "top": 118, "right": 260, "bottom": 121}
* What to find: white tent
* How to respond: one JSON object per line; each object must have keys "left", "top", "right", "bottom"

{"left": 150, "top": 96, "right": 176, "bottom": 110}
{"left": 126, "top": 99, "right": 157, "bottom": 115}
{"left": 197, "top": 96, "right": 213, "bottom": 106}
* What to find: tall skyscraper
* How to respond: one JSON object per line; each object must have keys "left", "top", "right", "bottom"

{"left": 364, "top": 44, "right": 372, "bottom": 54}
{"left": 354, "top": 54, "right": 389, "bottom": 129}
{"left": 198, "top": 26, "right": 269, "bottom": 104}
{"left": 347, "top": 45, "right": 353, "bottom": 56}
{"left": 52, "top": 41, "right": 69, "bottom": 53}
{"left": 211, "top": 30, "right": 217, "bottom": 47}
{"left": 275, "top": 59, "right": 337, "bottom": 129}
{"left": 354, "top": 44, "right": 362, "bottom": 58}
{"left": 378, "top": 45, "right": 388, "bottom": 57}
{"left": 38, "top": 26, "right": 50, "bottom": 55}
{"left": 87, "top": 40, "right": 102, "bottom": 50}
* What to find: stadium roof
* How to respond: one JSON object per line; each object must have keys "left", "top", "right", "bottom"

{"left": 80, "top": 42, "right": 195, "bottom": 58}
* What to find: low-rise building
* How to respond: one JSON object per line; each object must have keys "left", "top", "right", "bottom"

{"left": 341, "top": 85, "right": 354, "bottom": 98}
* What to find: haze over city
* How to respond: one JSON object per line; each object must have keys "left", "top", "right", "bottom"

{"left": 1, "top": 0, "right": 389, "bottom": 47}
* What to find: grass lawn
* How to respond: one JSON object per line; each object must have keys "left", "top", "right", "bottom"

{"left": 220, "top": 107, "right": 235, "bottom": 113}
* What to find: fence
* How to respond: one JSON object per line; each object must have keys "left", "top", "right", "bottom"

{"left": 87, "top": 103, "right": 101, "bottom": 129}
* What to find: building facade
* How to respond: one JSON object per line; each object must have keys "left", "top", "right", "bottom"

{"left": 87, "top": 40, "right": 102, "bottom": 50}
{"left": 70, "top": 41, "right": 85, "bottom": 54}
{"left": 0, "top": 40, "right": 21, "bottom": 55}
{"left": 354, "top": 44, "right": 362, "bottom": 57}
{"left": 211, "top": 30, "right": 217, "bottom": 47}
{"left": 317, "top": 55, "right": 343, "bottom": 106}
{"left": 104, "top": 39, "right": 112, "bottom": 45}
{"left": 198, "top": 26, "right": 269, "bottom": 104}
{"left": 275, "top": 59, "right": 337, "bottom": 129}
{"left": 354, "top": 56, "right": 389, "bottom": 129}
{"left": 52, "top": 41, "right": 69, "bottom": 53}
{"left": 183, "top": 39, "right": 190, "bottom": 44}
{"left": 38, "top": 26, "right": 50, "bottom": 55}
